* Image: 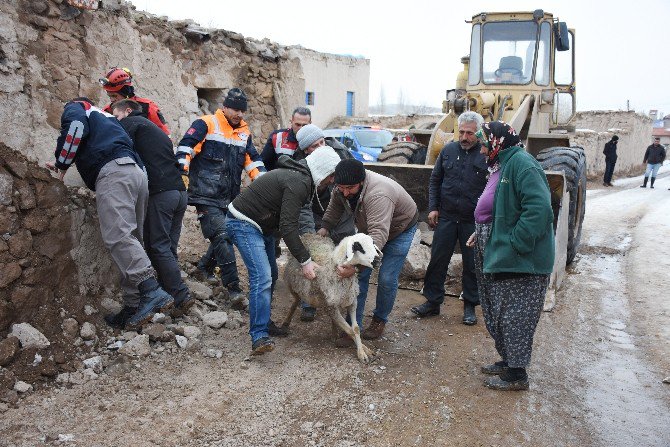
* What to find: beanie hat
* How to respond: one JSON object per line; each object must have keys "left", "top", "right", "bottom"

{"left": 334, "top": 158, "right": 366, "bottom": 185}
{"left": 223, "top": 87, "right": 248, "bottom": 112}
{"left": 612, "top": 135, "right": 619, "bottom": 141}
{"left": 296, "top": 124, "right": 324, "bottom": 150}
{"left": 305, "top": 146, "right": 340, "bottom": 187}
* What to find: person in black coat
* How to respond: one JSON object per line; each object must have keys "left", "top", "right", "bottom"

{"left": 602, "top": 135, "right": 618, "bottom": 187}
{"left": 111, "top": 99, "right": 193, "bottom": 316}
{"left": 411, "top": 111, "right": 488, "bottom": 325}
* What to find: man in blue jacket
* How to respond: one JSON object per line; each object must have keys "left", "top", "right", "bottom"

{"left": 411, "top": 111, "right": 488, "bottom": 325}
{"left": 46, "top": 98, "right": 174, "bottom": 329}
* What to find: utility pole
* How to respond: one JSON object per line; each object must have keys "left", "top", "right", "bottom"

{"left": 626, "top": 100, "right": 630, "bottom": 112}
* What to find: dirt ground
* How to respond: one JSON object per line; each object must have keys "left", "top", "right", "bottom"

{"left": 1, "top": 171, "right": 669, "bottom": 446}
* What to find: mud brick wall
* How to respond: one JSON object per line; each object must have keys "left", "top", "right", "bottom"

{"left": 573, "top": 111, "right": 653, "bottom": 178}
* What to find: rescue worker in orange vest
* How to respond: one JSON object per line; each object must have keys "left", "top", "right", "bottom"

{"left": 261, "top": 107, "right": 312, "bottom": 171}
{"left": 177, "top": 88, "right": 266, "bottom": 302}
{"left": 99, "top": 67, "right": 171, "bottom": 136}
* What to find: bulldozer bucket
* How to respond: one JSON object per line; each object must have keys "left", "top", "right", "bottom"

{"left": 544, "top": 171, "right": 569, "bottom": 311}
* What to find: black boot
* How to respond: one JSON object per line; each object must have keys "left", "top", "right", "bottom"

{"left": 650, "top": 177, "right": 656, "bottom": 188}
{"left": 484, "top": 367, "right": 529, "bottom": 390}
{"left": 462, "top": 301, "right": 477, "bottom": 325}
{"left": 126, "top": 278, "right": 174, "bottom": 329}
{"left": 104, "top": 306, "right": 137, "bottom": 329}
{"left": 641, "top": 176, "right": 648, "bottom": 188}
{"left": 410, "top": 301, "right": 440, "bottom": 317}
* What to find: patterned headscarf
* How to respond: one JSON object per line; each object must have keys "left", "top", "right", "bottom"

{"left": 479, "top": 121, "right": 520, "bottom": 165}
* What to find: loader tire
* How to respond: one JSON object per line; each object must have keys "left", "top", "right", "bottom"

{"left": 378, "top": 141, "right": 427, "bottom": 164}
{"left": 537, "top": 146, "right": 587, "bottom": 265}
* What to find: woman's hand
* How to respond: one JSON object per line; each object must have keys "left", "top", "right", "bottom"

{"left": 466, "top": 232, "right": 476, "bottom": 248}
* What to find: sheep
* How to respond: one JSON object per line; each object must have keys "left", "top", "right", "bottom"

{"left": 281, "top": 233, "right": 380, "bottom": 363}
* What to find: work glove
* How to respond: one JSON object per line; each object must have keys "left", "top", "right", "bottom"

{"left": 181, "top": 174, "right": 189, "bottom": 190}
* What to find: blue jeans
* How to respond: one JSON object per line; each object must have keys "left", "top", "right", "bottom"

{"left": 644, "top": 163, "right": 661, "bottom": 178}
{"left": 355, "top": 224, "right": 417, "bottom": 327}
{"left": 225, "top": 216, "right": 277, "bottom": 343}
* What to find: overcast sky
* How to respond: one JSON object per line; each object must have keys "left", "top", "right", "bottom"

{"left": 128, "top": 0, "right": 670, "bottom": 116}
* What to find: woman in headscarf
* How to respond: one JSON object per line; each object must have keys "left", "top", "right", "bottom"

{"left": 466, "top": 121, "right": 555, "bottom": 391}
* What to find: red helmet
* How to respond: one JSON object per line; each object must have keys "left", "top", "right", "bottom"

{"left": 99, "top": 67, "right": 133, "bottom": 92}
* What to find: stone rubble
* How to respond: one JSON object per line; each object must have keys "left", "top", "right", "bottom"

{"left": 9, "top": 323, "right": 50, "bottom": 349}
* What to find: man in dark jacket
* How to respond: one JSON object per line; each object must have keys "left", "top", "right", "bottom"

{"left": 225, "top": 146, "right": 341, "bottom": 354}
{"left": 176, "top": 88, "right": 266, "bottom": 300}
{"left": 46, "top": 98, "right": 173, "bottom": 329}
{"left": 411, "top": 111, "right": 488, "bottom": 325}
{"left": 112, "top": 99, "right": 192, "bottom": 321}
{"left": 261, "top": 107, "right": 312, "bottom": 170}
{"left": 602, "top": 135, "right": 619, "bottom": 187}
{"left": 641, "top": 137, "right": 666, "bottom": 188}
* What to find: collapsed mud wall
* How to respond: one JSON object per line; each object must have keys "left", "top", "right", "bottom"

{"left": 0, "top": 0, "right": 308, "bottom": 186}
{"left": 0, "top": 142, "right": 115, "bottom": 336}
{"left": 573, "top": 111, "right": 653, "bottom": 178}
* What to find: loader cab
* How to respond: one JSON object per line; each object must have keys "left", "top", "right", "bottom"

{"left": 467, "top": 10, "right": 576, "bottom": 125}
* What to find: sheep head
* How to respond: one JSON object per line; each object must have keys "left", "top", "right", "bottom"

{"left": 338, "top": 233, "right": 379, "bottom": 268}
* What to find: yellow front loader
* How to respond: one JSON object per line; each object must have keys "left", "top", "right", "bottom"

{"left": 369, "top": 10, "right": 585, "bottom": 307}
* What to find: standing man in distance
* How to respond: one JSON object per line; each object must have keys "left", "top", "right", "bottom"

{"left": 640, "top": 137, "right": 666, "bottom": 189}
{"left": 411, "top": 111, "right": 488, "bottom": 325}
{"left": 602, "top": 135, "right": 618, "bottom": 187}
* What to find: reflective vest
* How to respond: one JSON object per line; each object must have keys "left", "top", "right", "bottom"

{"left": 273, "top": 130, "right": 298, "bottom": 157}
{"left": 177, "top": 110, "right": 265, "bottom": 208}
{"left": 104, "top": 96, "right": 170, "bottom": 136}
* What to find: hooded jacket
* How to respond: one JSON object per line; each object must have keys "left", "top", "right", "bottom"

{"left": 229, "top": 156, "right": 315, "bottom": 264}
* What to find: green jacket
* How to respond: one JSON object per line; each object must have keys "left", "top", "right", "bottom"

{"left": 483, "top": 146, "right": 555, "bottom": 274}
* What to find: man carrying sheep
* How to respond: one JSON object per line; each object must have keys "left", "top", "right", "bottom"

{"left": 318, "top": 159, "right": 419, "bottom": 341}
{"left": 225, "top": 146, "right": 342, "bottom": 354}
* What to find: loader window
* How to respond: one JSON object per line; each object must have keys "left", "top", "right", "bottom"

{"left": 468, "top": 24, "right": 482, "bottom": 85}
{"left": 535, "top": 21, "right": 551, "bottom": 86}
{"left": 554, "top": 31, "right": 574, "bottom": 85}
{"left": 482, "top": 21, "right": 537, "bottom": 85}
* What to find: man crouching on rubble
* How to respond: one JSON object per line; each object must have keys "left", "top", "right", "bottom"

{"left": 46, "top": 98, "right": 174, "bottom": 329}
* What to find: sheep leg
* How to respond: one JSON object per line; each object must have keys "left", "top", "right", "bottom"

{"left": 281, "top": 290, "right": 302, "bottom": 328}
{"left": 329, "top": 307, "right": 371, "bottom": 363}
{"left": 346, "top": 303, "right": 374, "bottom": 359}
